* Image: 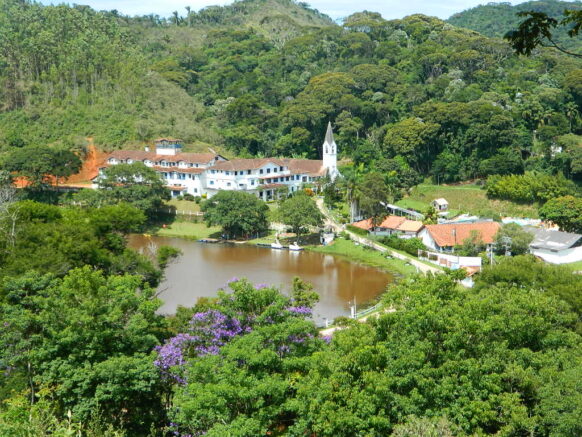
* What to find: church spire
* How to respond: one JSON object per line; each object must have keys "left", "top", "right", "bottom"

{"left": 322, "top": 121, "right": 339, "bottom": 181}
{"left": 324, "top": 121, "right": 334, "bottom": 145}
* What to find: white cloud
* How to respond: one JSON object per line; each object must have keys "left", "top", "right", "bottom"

{"left": 39, "top": 0, "right": 526, "bottom": 20}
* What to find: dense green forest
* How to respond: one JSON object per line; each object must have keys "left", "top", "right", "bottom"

{"left": 1, "top": 0, "right": 582, "bottom": 184}
{"left": 1, "top": 191, "right": 581, "bottom": 436}
{"left": 448, "top": 1, "right": 582, "bottom": 48}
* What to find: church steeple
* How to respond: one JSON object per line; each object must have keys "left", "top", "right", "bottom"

{"left": 324, "top": 121, "right": 335, "bottom": 147}
{"left": 322, "top": 122, "right": 339, "bottom": 180}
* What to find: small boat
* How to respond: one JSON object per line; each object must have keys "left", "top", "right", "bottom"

{"left": 271, "top": 239, "right": 284, "bottom": 250}
{"left": 289, "top": 242, "right": 303, "bottom": 251}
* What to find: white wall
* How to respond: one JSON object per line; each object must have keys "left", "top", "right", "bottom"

{"left": 530, "top": 247, "right": 582, "bottom": 264}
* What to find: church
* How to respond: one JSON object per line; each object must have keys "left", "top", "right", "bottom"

{"left": 100, "top": 122, "right": 340, "bottom": 200}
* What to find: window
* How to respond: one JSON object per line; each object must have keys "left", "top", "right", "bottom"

{"left": 234, "top": 171, "right": 238, "bottom": 176}
{"left": 226, "top": 171, "right": 230, "bottom": 176}
{"left": 247, "top": 170, "right": 251, "bottom": 175}
{"left": 260, "top": 169, "right": 263, "bottom": 174}
{"left": 279, "top": 166, "right": 283, "bottom": 171}
{"left": 251, "top": 180, "right": 255, "bottom": 186}
{"left": 267, "top": 168, "right": 271, "bottom": 174}
{"left": 239, "top": 184, "right": 244, "bottom": 188}
{"left": 194, "top": 188, "right": 198, "bottom": 193}
{"left": 209, "top": 180, "right": 214, "bottom": 185}
{"left": 227, "top": 182, "right": 231, "bottom": 187}
{"left": 211, "top": 170, "right": 216, "bottom": 174}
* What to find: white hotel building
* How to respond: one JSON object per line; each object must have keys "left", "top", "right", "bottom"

{"left": 99, "top": 123, "right": 340, "bottom": 200}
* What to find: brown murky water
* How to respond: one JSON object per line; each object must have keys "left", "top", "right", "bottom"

{"left": 129, "top": 235, "right": 393, "bottom": 323}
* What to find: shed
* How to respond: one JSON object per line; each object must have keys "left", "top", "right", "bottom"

{"left": 525, "top": 227, "right": 582, "bottom": 264}
{"left": 432, "top": 198, "right": 449, "bottom": 211}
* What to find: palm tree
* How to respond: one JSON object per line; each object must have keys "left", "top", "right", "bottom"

{"left": 172, "top": 11, "right": 180, "bottom": 26}
{"left": 339, "top": 165, "right": 363, "bottom": 222}
{"left": 565, "top": 102, "right": 579, "bottom": 132}
{"left": 185, "top": 6, "right": 191, "bottom": 27}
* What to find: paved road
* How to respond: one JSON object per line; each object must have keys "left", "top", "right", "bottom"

{"left": 316, "top": 198, "right": 442, "bottom": 275}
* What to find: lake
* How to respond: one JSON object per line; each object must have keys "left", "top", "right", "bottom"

{"left": 129, "top": 235, "right": 394, "bottom": 323}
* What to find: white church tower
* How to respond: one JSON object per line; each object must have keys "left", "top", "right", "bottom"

{"left": 322, "top": 121, "right": 339, "bottom": 180}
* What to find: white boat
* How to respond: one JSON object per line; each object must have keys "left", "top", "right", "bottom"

{"left": 271, "top": 239, "right": 284, "bottom": 250}
{"left": 289, "top": 242, "right": 303, "bottom": 251}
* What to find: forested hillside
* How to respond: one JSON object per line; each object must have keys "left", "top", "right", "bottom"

{"left": 1, "top": 0, "right": 582, "bottom": 184}
{"left": 448, "top": 1, "right": 582, "bottom": 45}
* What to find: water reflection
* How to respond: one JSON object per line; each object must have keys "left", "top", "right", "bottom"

{"left": 129, "top": 235, "right": 393, "bottom": 323}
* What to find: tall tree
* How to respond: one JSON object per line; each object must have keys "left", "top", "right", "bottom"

{"left": 357, "top": 171, "right": 391, "bottom": 224}
{"left": 277, "top": 191, "right": 323, "bottom": 242}
{"left": 96, "top": 162, "right": 170, "bottom": 218}
{"left": 201, "top": 191, "right": 269, "bottom": 239}
{"left": 539, "top": 195, "right": 582, "bottom": 233}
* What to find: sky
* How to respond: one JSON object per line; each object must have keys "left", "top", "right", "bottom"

{"left": 39, "top": 0, "right": 526, "bottom": 20}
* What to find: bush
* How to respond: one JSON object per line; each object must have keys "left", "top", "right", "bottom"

{"left": 380, "top": 236, "right": 425, "bottom": 256}
{"left": 347, "top": 224, "right": 369, "bottom": 236}
{"left": 183, "top": 193, "right": 195, "bottom": 201}
{"left": 485, "top": 172, "right": 577, "bottom": 203}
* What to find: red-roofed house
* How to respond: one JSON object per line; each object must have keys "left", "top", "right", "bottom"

{"left": 352, "top": 216, "right": 424, "bottom": 238}
{"left": 420, "top": 222, "right": 501, "bottom": 252}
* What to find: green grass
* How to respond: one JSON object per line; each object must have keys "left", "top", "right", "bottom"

{"left": 165, "top": 199, "right": 201, "bottom": 214}
{"left": 153, "top": 221, "right": 221, "bottom": 240}
{"left": 564, "top": 260, "right": 582, "bottom": 272}
{"left": 395, "top": 198, "right": 428, "bottom": 212}
{"left": 397, "top": 184, "right": 539, "bottom": 219}
{"left": 309, "top": 238, "right": 418, "bottom": 276}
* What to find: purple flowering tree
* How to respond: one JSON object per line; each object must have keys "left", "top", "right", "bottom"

{"left": 154, "top": 310, "right": 246, "bottom": 383}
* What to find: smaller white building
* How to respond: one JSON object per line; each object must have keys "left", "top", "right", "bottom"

{"left": 432, "top": 198, "right": 448, "bottom": 212}
{"left": 526, "top": 227, "right": 582, "bottom": 264}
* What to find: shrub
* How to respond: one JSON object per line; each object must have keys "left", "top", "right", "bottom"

{"left": 347, "top": 224, "right": 369, "bottom": 236}
{"left": 485, "top": 172, "right": 577, "bottom": 203}
{"left": 380, "top": 236, "right": 425, "bottom": 256}
{"left": 183, "top": 193, "right": 195, "bottom": 201}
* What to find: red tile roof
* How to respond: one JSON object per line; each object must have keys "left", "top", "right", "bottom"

{"left": 107, "top": 150, "right": 216, "bottom": 164}
{"left": 378, "top": 215, "right": 407, "bottom": 230}
{"left": 352, "top": 218, "right": 374, "bottom": 230}
{"left": 396, "top": 219, "right": 425, "bottom": 233}
{"left": 424, "top": 222, "right": 501, "bottom": 247}
{"left": 352, "top": 216, "right": 424, "bottom": 234}
{"left": 282, "top": 159, "right": 326, "bottom": 176}
{"left": 151, "top": 166, "right": 204, "bottom": 174}
{"left": 210, "top": 158, "right": 286, "bottom": 171}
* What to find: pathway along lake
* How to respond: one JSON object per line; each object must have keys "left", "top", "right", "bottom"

{"left": 129, "top": 235, "right": 394, "bottom": 323}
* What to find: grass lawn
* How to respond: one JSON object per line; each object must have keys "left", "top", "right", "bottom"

{"left": 153, "top": 221, "right": 221, "bottom": 240}
{"left": 309, "top": 238, "right": 418, "bottom": 276}
{"left": 564, "top": 260, "right": 582, "bottom": 272}
{"left": 165, "top": 199, "right": 201, "bottom": 214}
{"left": 397, "top": 184, "right": 539, "bottom": 219}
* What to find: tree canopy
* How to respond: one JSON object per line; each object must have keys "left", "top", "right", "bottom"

{"left": 201, "top": 190, "right": 269, "bottom": 238}
{"left": 277, "top": 191, "right": 323, "bottom": 240}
